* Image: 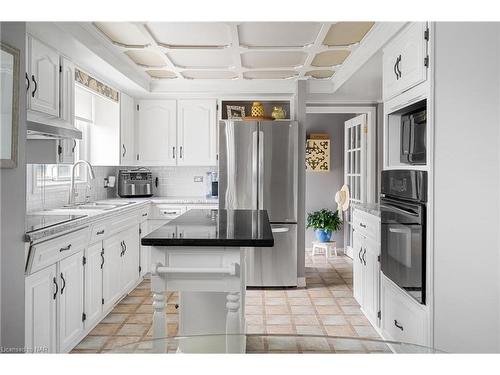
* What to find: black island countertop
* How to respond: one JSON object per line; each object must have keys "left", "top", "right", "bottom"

{"left": 141, "top": 209, "right": 274, "bottom": 247}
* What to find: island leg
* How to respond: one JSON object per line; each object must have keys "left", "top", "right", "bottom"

{"left": 152, "top": 263, "right": 166, "bottom": 353}
{"left": 226, "top": 292, "right": 243, "bottom": 353}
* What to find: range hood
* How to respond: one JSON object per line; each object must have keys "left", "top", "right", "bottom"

{"left": 27, "top": 120, "right": 82, "bottom": 140}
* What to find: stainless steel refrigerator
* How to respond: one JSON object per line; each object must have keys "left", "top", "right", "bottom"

{"left": 219, "top": 120, "right": 298, "bottom": 287}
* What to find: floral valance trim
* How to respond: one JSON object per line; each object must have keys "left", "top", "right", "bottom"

{"left": 75, "top": 68, "right": 119, "bottom": 102}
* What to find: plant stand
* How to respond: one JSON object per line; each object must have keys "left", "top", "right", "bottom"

{"left": 312, "top": 241, "right": 338, "bottom": 259}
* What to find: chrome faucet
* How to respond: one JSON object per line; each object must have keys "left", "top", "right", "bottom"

{"left": 68, "top": 160, "right": 96, "bottom": 206}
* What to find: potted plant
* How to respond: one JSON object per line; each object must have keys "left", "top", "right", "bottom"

{"left": 306, "top": 209, "right": 342, "bottom": 243}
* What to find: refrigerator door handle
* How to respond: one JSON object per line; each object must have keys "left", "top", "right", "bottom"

{"left": 271, "top": 227, "right": 290, "bottom": 233}
{"left": 258, "top": 129, "right": 264, "bottom": 210}
{"left": 252, "top": 130, "right": 258, "bottom": 209}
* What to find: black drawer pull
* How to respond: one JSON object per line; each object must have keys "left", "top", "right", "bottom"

{"left": 359, "top": 223, "right": 367, "bottom": 228}
{"left": 394, "top": 320, "right": 404, "bottom": 331}
{"left": 26, "top": 72, "right": 30, "bottom": 92}
{"left": 59, "top": 244, "right": 72, "bottom": 252}
{"left": 96, "top": 230, "right": 105, "bottom": 235}
{"left": 53, "top": 277, "right": 58, "bottom": 300}
{"left": 31, "top": 75, "right": 37, "bottom": 97}
{"left": 60, "top": 273, "right": 66, "bottom": 295}
{"left": 142, "top": 213, "right": 148, "bottom": 217}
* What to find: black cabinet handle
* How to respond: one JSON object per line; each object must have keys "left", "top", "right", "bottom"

{"left": 96, "top": 229, "right": 105, "bottom": 235}
{"left": 31, "top": 75, "right": 37, "bottom": 98}
{"left": 394, "top": 320, "right": 404, "bottom": 331}
{"left": 142, "top": 213, "right": 148, "bottom": 217}
{"left": 393, "top": 57, "right": 399, "bottom": 80}
{"left": 396, "top": 55, "right": 402, "bottom": 78}
{"left": 26, "top": 72, "right": 30, "bottom": 92}
{"left": 155, "top": 177, "right": 159, "bottom": 188}
{"left": 59, "top": 244, "right": 72, "bottom": 252}
{"left": 172, "top": 146, "right": 176, "bottom": 159}
{"left": 123, "top": 241, "right": 127, "bottom": 255}
{"left": 100, "top": 250, "right": 105, "bottom": 269}
{"left": 72, "top": 140, "right": 77, "bottom": 153}
{"left": 53, "top": 277, "right": 58, "bottom": 300}
{"left": 122, "top": 144, "right": 126, "bottom": 158}
{"left": 358, "top": 248, "right": 363, "bottom": 263}
{"left": 362, "top": 248, "right": 367, "bottom": 266}
{"left": 180, "top": 146, "right": 183, "bottom": 159}
{"left": 60, "top": 273, "right": 66, "bottom": 295}
{"left": 359, "top": 223, "right": 366, "bottom": 228}
{"left": 120, "top": 241, "right": 124, "bottom": 256}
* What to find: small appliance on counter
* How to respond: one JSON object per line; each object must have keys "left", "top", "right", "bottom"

{"left": 118, "top": 168, "right": 153, "bottom": 198}
{"left": 206, "top": 171, "right": 218, "bottom": 198}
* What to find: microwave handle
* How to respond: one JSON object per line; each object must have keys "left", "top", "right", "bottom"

{"left": 408, "top": 115, "right": 416, "bottom": 157}
{"left": 380, "top": 203, "right": 420, "bottom": 217}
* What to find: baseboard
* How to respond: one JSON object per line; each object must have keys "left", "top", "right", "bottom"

{"left": 297, "top": 277, "right": 306, "bottom": 288}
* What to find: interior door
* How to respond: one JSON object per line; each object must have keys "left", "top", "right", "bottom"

{"left": 28, "top": 35, "right": 60, "bottom": 116}
{"left": 137, "top": 100, "right": 176, "bottom": 166}
{"left": 25, "top": 264, "right": 57, "bottom": 353}
{"left": 58, "top": 252, "right": 85, "bottom": 353}
{"left": 344, "top": 114, "right": 367, "bottom": 257}
{"left": 84, "top": 242, "right": 103, "bottom": 330}
{"left": 258, "top": 121, "right": 298, "bottom": 222}
{"left": 177, "top": 99, "right": 217, "bottom": 166}
{"left": 218, "top": 120, "right": 258, "bottom": 210}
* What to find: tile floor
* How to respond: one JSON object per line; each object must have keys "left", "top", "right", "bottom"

{"left": 72, "top": 251, "right": 388, "bottom": 353}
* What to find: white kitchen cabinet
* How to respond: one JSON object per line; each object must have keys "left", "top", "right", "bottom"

{"left": 84, "top": 242, "right": 103, "bottom": 330}
{"left": 120, "top": 226, "right": 140, "bottom": 292}
{"left": 177, "top": 99, "right": 217, "bottom": 166}
{"left": 88, "top": 92, "right": 120, "bottom": 166}
{"left": 120, "top": 92, "right": 136, "bottom": 165}
{"left": 58, "top": 251, "right": 85, "bottom": 353}
{"left": 27, "top": 35, "right": 60, "bottom": 117}
{"left": 136, "top": 100, "right": 177, "bottom": 166}
{"left": 352, "top": 209, "right": 381, "bottom": 327}
{"left": 383, "top": 22, "right": 428, "bottom": 101}
{"left": 60, "top": 57, "right": 75, "bottom": 126}
{"left": 25, "top": 264, "right": 57, "bottom": 353}
{"left": 57, "top": 138, "right": 76, "bottom": 164}
{"left": 102, "top": 232, "right": 123, "bottom": 312}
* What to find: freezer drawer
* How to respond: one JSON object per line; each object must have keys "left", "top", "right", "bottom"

{"left": 246, "top": 223, "right": 297, "bottom": 287}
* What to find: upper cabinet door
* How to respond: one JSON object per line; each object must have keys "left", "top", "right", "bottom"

{"left": 383, "top": 22, "right": 428, "bottom": 101}
{"left": 120, "top": 92, "right": 136, "bottom": 165}
{"left": 177, "top": 99, "right": 217, "bottom": 166}
{"left": 137, "top": 100, "right": 177, "bottom": 166}
{"left": 60, "top": 57, "right": 75, "bottom": 127}
{"left": 28, "top": 35, "right": 60, "bottom": 117}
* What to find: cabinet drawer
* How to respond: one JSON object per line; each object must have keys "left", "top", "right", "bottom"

{"left": 108, "top": 212, "right": 140, "bottom": 236}
{"left": 353, "top": 209, "right": 380, "bottom": 243}
{"left": 380, "top": 274, "right": 428, "bottom": 347}
{"left": 28, "top": 227, "right": 89, "bottom": 274}
{"left": 151, "top": 205, "right": 186, "bottom": 220}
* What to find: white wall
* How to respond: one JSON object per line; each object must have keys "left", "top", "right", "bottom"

{"left": 305, "top": 113, "right": 354, "bottom": 247}
{"left": 0, "top": 22, "right": 26, "bottom": 349}
{"left": 433, "top": 22, "right": 500, "bottom": 353}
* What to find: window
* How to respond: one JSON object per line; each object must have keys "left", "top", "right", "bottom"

{"left": 34, "top": 120, "right": 89, "bottom": 187}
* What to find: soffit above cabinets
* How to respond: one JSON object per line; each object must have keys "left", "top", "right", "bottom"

{"left": 89, "top": 21, "right": 376, "bottom": 82}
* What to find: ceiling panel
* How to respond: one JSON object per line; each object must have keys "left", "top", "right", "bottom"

{"left": 241, "top": 51, "right": 307, "bottom": 69}
{"left": 146, "top": 70, "right": 177, "bottom": 79}
{"left": 90, "top": 21, "right": 376, "bottom": 82}
{"left": 125, "top": 50, "right": 166, "bottom": 67}
{"left": 305, "top": 70, "right": 334, "bottom": 79}
{"left": 94, "top": 22, "right": 149, "bottom": 47}
{"left": 182, "top": 70, "right": 238, "bottom": 79}
{"left": 146, "top": 22, "right": 232, "bottom": 48}
{"left": 238, "top": 22, "right": 321, "bottom": 47}
{"left": 323, "top": 22, "right": 375, "bottom": 46}
{"left": 311, "top": 50, "right": 350, "bottom": 67}
{"left": 244, "top": 70, "right": 298, "bottom": 80}
{"left": 167, "top": 50, "right": 233, "bottom": 68}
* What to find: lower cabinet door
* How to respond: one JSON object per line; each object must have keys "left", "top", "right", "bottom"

{"left": 85, "top": 242, "right": 104, "bottom": 330}
{"left": 102, "top": 232, "right": 123, "bottom": 312}
{"left": 140, "top": 222, "right": 151, "bottom": 276}
{"left": 352, "top": 231, "right": 365, "bottom": 305}
{"left": 58, "top": 252, "right": 85, "bottom": 353}
{"left": 121, "top": 226, "right": 140, "bottom": 292}
{"left": 25, "top": 264, "right": 57, "bottom": 353}
{"left": 362, "top": 238, "right": 380, "bottom": 325}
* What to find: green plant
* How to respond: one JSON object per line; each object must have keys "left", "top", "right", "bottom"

{"left": 306, "top": 209, "right": 342, "bottom": 232}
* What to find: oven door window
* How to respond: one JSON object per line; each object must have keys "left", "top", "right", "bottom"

{"left": 381, "top": 201, "right": 425, "bottom": 303}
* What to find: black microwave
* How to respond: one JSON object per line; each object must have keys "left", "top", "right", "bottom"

{"left": 400, "top": 108, "right": 426, "bottom": 165}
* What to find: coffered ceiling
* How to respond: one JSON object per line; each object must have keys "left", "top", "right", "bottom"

{"left": 91, "top": 22, "right": 375, "bottom": 82}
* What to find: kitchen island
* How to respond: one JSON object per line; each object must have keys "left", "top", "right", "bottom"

{"left": 141, "top": 209, "right": 274, "bottom": 353}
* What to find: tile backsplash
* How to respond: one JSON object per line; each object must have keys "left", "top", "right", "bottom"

{"left": 27, "top": 164, "right": 217, "bottom": 213}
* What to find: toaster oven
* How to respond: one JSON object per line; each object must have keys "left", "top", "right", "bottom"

{"left": 118, "top": 168, "right": 153, "bottom": 198}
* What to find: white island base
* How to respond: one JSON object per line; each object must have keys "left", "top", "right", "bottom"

{"left": 150, "top": 245, "right": 247, "bottom": 353}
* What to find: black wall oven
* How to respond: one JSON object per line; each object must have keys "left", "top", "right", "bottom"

{"left": 380, "top": 170, "right": 427, "bottom": 304}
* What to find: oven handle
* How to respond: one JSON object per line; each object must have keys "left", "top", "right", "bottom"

{"left": 388, "top": 228, "right": 411, "bottom": 234}
{"left": 380, "top": 203, "right": 420, "bottom": 217}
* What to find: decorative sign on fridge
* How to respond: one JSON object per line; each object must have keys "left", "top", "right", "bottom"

{"left": 306, "top": 133, "right": 330, "bottom": 172}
